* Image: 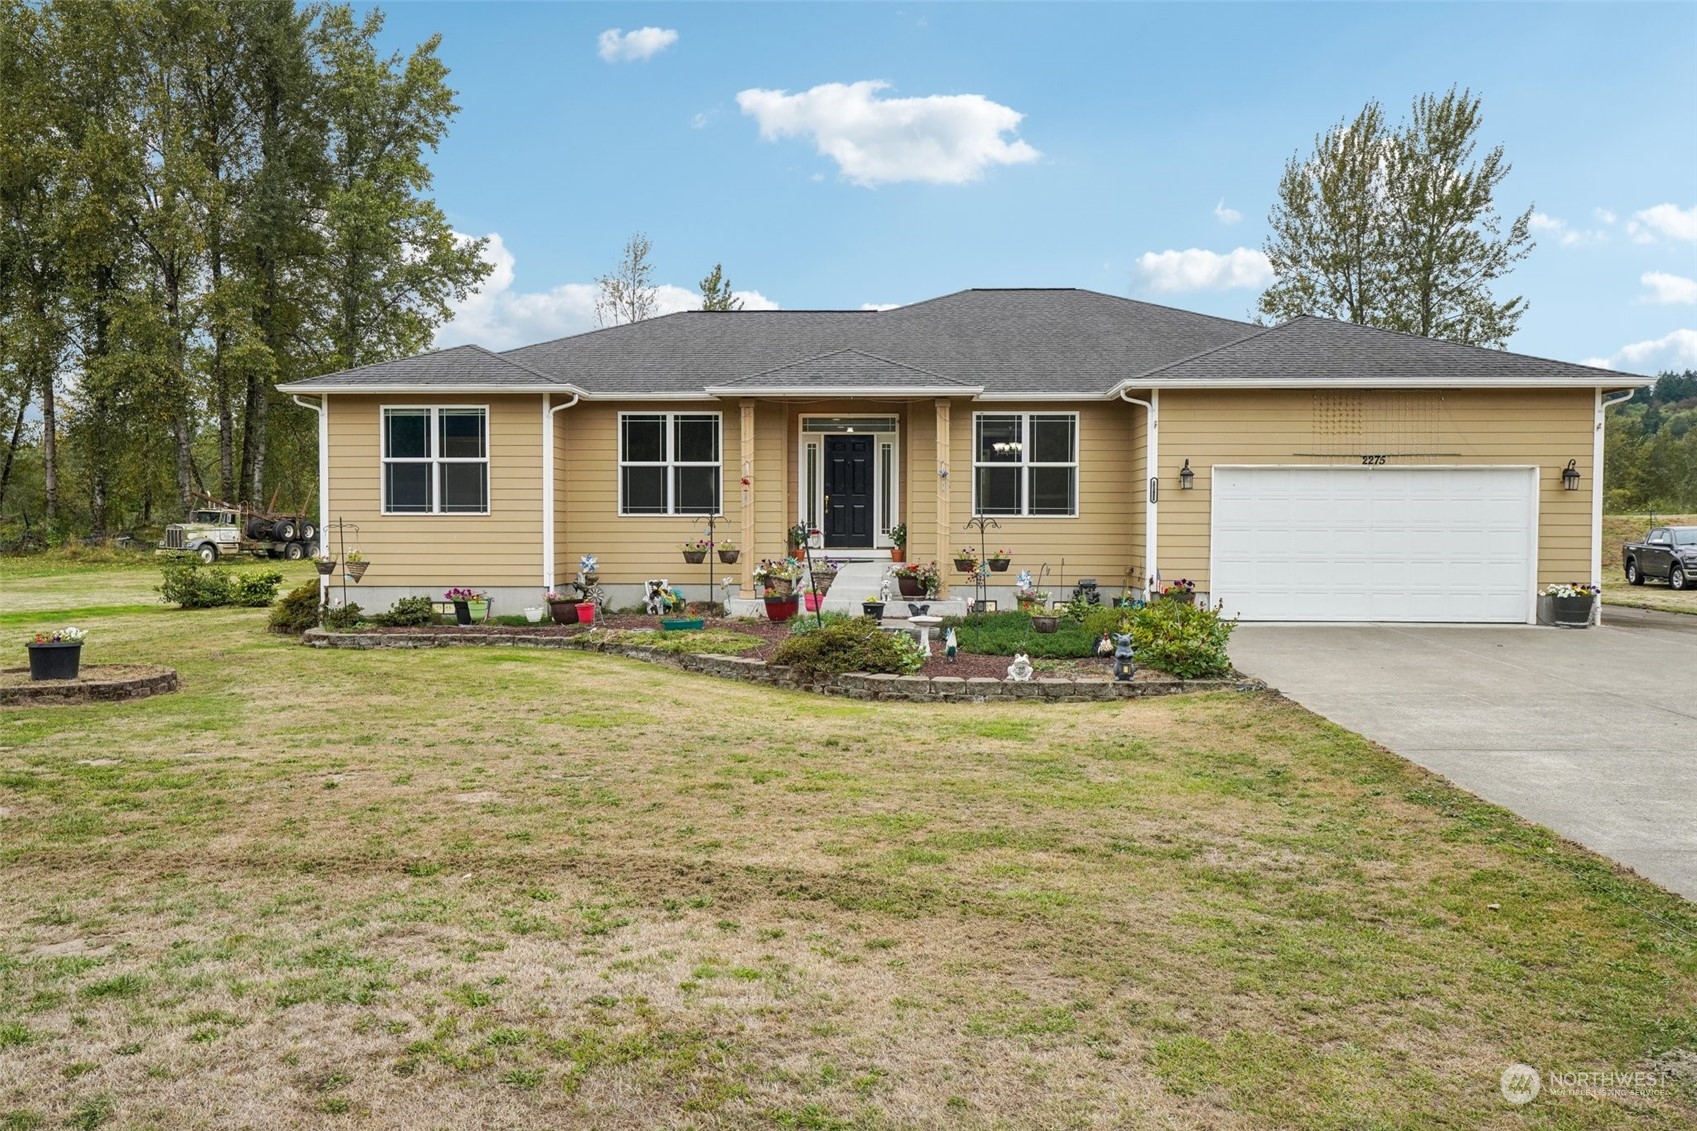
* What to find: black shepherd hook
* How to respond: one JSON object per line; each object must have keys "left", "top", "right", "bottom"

{"left": 963, "top": 514, "right": 1000, "bottom": 611}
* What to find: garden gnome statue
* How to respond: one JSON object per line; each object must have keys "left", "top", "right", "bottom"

{"left": 945, "top": 627, "right": 958, "bottom": 662}
{"left": 1007, "top": 653, "right": 1034, "bottom": 682}
{"left": 1112, "top": 632, "right": 1136, "bottom": 681}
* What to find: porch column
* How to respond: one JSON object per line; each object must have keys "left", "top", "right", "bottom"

{"left": 740, "top": 398, "right": 756, "bottom": 592}
{"left": 935, "top": 398, "right": 951, "bottom": 596}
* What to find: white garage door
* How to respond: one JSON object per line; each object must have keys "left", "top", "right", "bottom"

{"left": 1210, "top": 466, "right": 1537, "bottom": 623}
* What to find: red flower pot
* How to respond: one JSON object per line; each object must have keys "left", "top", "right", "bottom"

{"left": 764, "top": 597, "right": 799, "bottom": 623}
{"left": 576, "top": 603, "right": 597, "bottom": 625}
{"left": 804, "top": 592, "right": 822, "bottom": 612}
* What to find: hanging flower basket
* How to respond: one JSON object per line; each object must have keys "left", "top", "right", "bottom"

{"left": 768, "top": 577, "right": 794, "bottom": 599}
{"left": 811, "top": 569, "right": 837, "bottom": 595}
{"left": 954, "top": 557, "right": 978, "bottom": 573}
{"left": 682, "top": 550, "right": 707, "bottom": 564}
{"left": 315, "top": 558, "right": 337, "bottom": 577}
{"left": 987, "top": 557, "right": 1011, "bottom": 573}
{"left": 344, "top": 560, "right": 369, "bottom": 582}
{"left": 718, "top": 548, "right": 740, "bottom": 564}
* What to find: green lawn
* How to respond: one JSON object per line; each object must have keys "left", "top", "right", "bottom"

{"left": 0, "top": 558, "right": 1692, "bottom": 1129}
{"left": 1603, "top": 514, "right": 1697, "bottom": 615}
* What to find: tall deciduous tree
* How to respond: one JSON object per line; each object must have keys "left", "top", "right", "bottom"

{"left": 595, "top": 232, "right": 658, "bottom": 326}
{"left": 1259, "top": 87, "right": 1534, "bottom": 348}
{"left": 698, "top": 263, "right": 743, "bottom": 312}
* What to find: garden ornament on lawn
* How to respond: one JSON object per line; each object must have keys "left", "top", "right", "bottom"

{"left": 907, "top": 603, "right": 930, "bottom": 617}
{"left": 644, "top": 579, "right": 670, "bottom": 615}
{"left": 1096, "top": 632, "right": 1113, "bottom": 657}
{"left": 1007, "top": 653, "right": 1034, "bottom": 682}
{"left": 945, "top": 627, "right": 958, "bottom": 661}
{"left": 1113, "top": 633, "right": 1136, "bottom": 681}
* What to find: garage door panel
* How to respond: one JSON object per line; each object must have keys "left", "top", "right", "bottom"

{"left": 1211, "top": 467, "right": 1534, "bottom": 623}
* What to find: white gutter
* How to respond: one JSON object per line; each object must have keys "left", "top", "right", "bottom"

{"left": 1119, "top": 388, "right": 1158, "bottom": 596}
{"left": 1594, "top": 387, "right": 1636, "bottom": 625}
{"left": 292, "top": 394, "right": 329, "bottom": 607}
{"left": 541, "top": 391, "right": 580, "bottom": 589}
{"left": 702, "top": 385, "right": 982, "bottom": 398}
{"left": 1111, "top": 377, "right": 1655, "bottom": 391}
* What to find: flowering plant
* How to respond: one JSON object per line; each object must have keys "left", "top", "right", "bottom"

{"left": 344, "top": 549, "right": 364, "bottom": 563}
{"left": 544, "top": 588, "right": 581, "bottom": 603}
{"left": 579, "top": 553, "right": 598, "bottom": 574}
{"left": 28, "top": 627, "right": 85, "bottom": 644}
{"left": 786, "top": 523, "right": 810, "bottom": 548}
{"left": 955, "top": 547, "right": 980, "bottom": 560}
{"left": 752, "top": 558, "right": 803, "bottom": 584}
{"left": 444, "top": 587, "right": 487, "bottom": 602}
{"left": 1540, "top": 582, "right": 1600, "bottom": 598}
{"left": 1160, "top": 578, "right": 1196, "bottom": 597}
{"left": 679, "top": 538, "right": 713, "bottom": 552}
{"left": 893, "top": 560, "right": 941, "bottom": 594}
{"left": 988, "top": 548, "right": 1011, "bottom": 561}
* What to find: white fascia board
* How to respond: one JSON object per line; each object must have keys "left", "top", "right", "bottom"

{"left": 1111, "top": 376, "right": 1654, "bottom": 393}
{"left": 975, "top": 391, "right": 1105, "bottom": 401}
{"left": 275, "top": 382, "right": 590, "bottom": 397}
{"left": 702, "top": 385, "right": 983, "bottom": 398}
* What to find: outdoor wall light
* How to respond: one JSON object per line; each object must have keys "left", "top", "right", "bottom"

{"left": 1178, "top": 459, "right": 1195, "bottom": 490}
{"left": 1561, "top": 459, "right": 1581, "bottom": 491}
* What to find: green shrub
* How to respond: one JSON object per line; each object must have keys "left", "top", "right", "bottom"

{"left": 231, "top": 570, "right": 284, "bottom": 607}
{"left": 370, "top": 596, "right": 438, "bottom": 627}
{"left": 158, "top": 556, "right": 235, "bottom": 608}
{"left": 595, "top": 628, "right": 766, "bottom": 655}
{"left": 770, "top": 618, "right": 924, "bottom": 675}
{"left": 1129, "top": 600, "right": 1236, "bottom": 679}
{"left": 269, "top": 582, "right": 323, "bottom": 634}
{"left": 787, "top": 610, "right": 854, "bottom": 636}
{"left": 947, "top": 610, "right": 1097, "bottom": 659}
{"left": 322, "top": 603, "right": 364, "bottom": 632}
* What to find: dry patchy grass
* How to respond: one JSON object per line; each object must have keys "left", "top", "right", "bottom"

{"left": 0, "top": 564, "right": 1693, "bottom": 1129}
{"left": 1602, "top": 514, "right": 1697, "bottom": 615}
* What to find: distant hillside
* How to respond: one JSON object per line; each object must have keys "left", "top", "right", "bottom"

{"left": 1605, "top": 369, "right": 1697, "bottom": 511}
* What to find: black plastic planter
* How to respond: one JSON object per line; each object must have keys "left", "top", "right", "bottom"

{"left": 27, "top": 642, "right": 82, "bottom": 681}
{"left": 1551, "top": 595, "right": 1595, "bottom": 628}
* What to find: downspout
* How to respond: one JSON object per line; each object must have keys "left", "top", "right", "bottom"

{"left": 542, "top": 392, "right": 580, "bottom": 589}
{"left": 1593, "top": 388, "right": 1635, "bottom": 626}
{"left": 1120, "top": 388, "right": 1158, "bottom": 597}
{"left": 292, "top": 394, "right": 328, "bottom": 607}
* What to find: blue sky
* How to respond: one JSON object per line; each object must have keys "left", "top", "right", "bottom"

{"left": 362, "top": 2, "right": 1697, "bottom": 374}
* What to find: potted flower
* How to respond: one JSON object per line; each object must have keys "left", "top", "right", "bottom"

{"left": 809, "top": 557, "right": 839, "bottom": 595}
{"left": 314, "top": 551, "right": 337, "bottom": 577}
{"left": 680, "top": 538, "right": 711, "bottom": 565}
{"left": 344, "top": 549, "right": 368, "bottom": 582}
{"left": 26, "top": 626, "right": 85, "bottom": 681}
{"left": 444, "top": 587, "right": 489, "bottom": 625}
{"left": 893, "top": 560, "right": 940, "bottom": 599}
{"left": 717, "top": 541, "right": 740, "bottom": 565}
{"left": 889, "top": 523, "right": 907, "bottom": 564}
{"left": 1542, "top": 581, "right": 1600, "bottom": 628}
{"left": 752, "top": 557, "right": 802, "bottom": 598}
{"left": 545, "top": 588, "right": 581, "bottom": 625}
{"left": 953, "top": 547, "right": 979, "bottom": 573}
{"left": 861, "top": 596, "right": 886, "bottom": 620}
{"left": 762, "top": 586, "right": 800, "bottom": 622}
{"left": 1159, "top": 578, "right": 1196, "bottom": 606}
{"left": 986, "top": 549, "right": 1012, "bottom": 573}
{"left": 786, "top": 523, "right": 810, "bottom": 553}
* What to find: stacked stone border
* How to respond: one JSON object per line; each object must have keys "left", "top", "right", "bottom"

{"left": 302, "top": 628, "right": 1264, "bottom": 702}
{"left": 0, "top": 665, "right": 179, "bottom": 707}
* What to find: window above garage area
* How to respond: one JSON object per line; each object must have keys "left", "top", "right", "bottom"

{"left": 381, "top": 407, "right": 488, "bottom": 515}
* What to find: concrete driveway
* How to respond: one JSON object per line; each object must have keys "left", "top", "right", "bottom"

{"left": 1229, "top": 610, "right": 1697, "bottom": 901}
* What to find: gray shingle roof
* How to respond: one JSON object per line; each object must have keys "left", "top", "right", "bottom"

{"left": 279, "top": 288, "right": 1648, "bottom": 395}
{"left": 1134, "top": 316, "right": 1632, "bottom": 385}
{"left": 709, "top": 348, "right": 977, "bottom": 391}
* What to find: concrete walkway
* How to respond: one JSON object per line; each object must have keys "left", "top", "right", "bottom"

{"left": 1229, "top": 619, "right": 1697, "bottom": 901}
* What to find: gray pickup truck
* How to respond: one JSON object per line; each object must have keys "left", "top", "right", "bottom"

{"left": 1622, "top": 525, "right": 1697, "bottom": 589}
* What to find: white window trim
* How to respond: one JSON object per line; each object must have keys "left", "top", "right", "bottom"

{"left": 797, "top": 415, "right": 901, "bottom": 547}
{"left": 380, "top": 405, "right": 490, "bottom": 516}
{"left": 972, "top": 411, "right": 1079, "bottom": 518}
{"left": 618, "top": 411, "right": 723, "bottom": 516}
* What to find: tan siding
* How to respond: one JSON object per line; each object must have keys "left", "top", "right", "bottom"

{"left": 326, "top": 394, "right": 543, "bottom": 587}
{"left": 1155, "top": 388, "right": 1596, "bottom": 589}
{"left": 558, "top": 401, "right": 743, "bottom": 584}
{"left": 905, "top": 399, "right": 938, "bottom": 560}
{"left": 944, "top": 401, "right": 1139, "bottom": 595}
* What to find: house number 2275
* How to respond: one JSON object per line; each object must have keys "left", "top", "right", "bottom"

{"left": 1361, "top": 454, "right": 1388, "bottom": 465}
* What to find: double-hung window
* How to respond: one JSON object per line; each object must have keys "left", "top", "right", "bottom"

{"left": 619, "top": 413, "right": 721, "bottom": 515}
{"left": 973, "top": 413, "right": 1077, "bottom": 517}
{"left": 382, "top": 407, "right": 489, "bottom": 514}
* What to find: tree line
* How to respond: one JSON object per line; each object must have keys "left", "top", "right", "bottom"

{"left": 1606, "top": 370, "right": 1697, "bottom": 513}
{"left": 0, "top": 0, "right": 488, "bottom": 541}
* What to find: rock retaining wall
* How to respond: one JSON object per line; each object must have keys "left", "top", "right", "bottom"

{"left": 0, "top": 664, "right": 179, "bottom": 707}
{"left": 301, "top": 629, "right": 1262, "bottom": 702}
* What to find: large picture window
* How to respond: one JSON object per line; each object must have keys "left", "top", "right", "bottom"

{"left": 382, "top": 407, "right": 488, "bottom": 514}
{"left": 620, "top": 413, "right": 721, "bottom": 515}
{"left": 973, "top": 413, "right": 1077, "bottom": 517}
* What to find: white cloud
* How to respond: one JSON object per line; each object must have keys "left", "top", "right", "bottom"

{"left": 735, "top": 80, "right": 1039, "bottom": 187}
{"left": 859, "top": 302, "right": 900, "bottom": 312}
{"left": 691, "top": 111, "right": 710, "bottom": 129}
{"left": 1213, "top": 199, "right": 1242, "bottom": 225}
{"left": 1595, "top": 207, "right": 1617, "bottom": 225}
{"left": 1136, "top": 247, "right": 1273, "bottom": 292}
{"left": 1643, "top": 272, "right": 1697, "bottom": 305}
{"left": 1628, "top": 202, "right": 1697, "bottom": 243}
{"left": 436, "top": 233, "right": 777, "bottom": 349}
{"left": 1583, "top": 328, "right": 1697, "bottom": 372}
{"left": 1529, "top": 211, "right": 1603, "bottom": 247}
{"left": 596, "top": 27, "right": 678, "bottom": 63}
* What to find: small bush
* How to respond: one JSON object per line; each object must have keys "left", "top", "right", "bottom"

{"left": 231, "top": 570, "right": 284, "bottom": 607}
{"left": 1129, "top": 600, "right": 1236, "bottom": 679}
{"left": 158, "top": 557, "right": 235, "bottom": 608}
{"left": 322, "top": 603, "right": 364, "bottom": 632}
{"left": 787, "top": 610, "right": 854, "bottom": 636}
{"left": 595, "top": 629, "right": 765, "bottom": 655}
{"left": 948, "top": 610, "right": 1101, "bottom": 659}
{"left": 269, "top": 582, "right": 323, "bottom": 634}
{"left": 770, "top": 618, "right": 924, "bottom": 675}
{"left": 369, "top": 596, "right": 437, "bottom": 627}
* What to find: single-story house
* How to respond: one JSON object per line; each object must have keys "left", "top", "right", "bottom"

{"left": 278, "top": 287, "right": 1650, "bottom": 623}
